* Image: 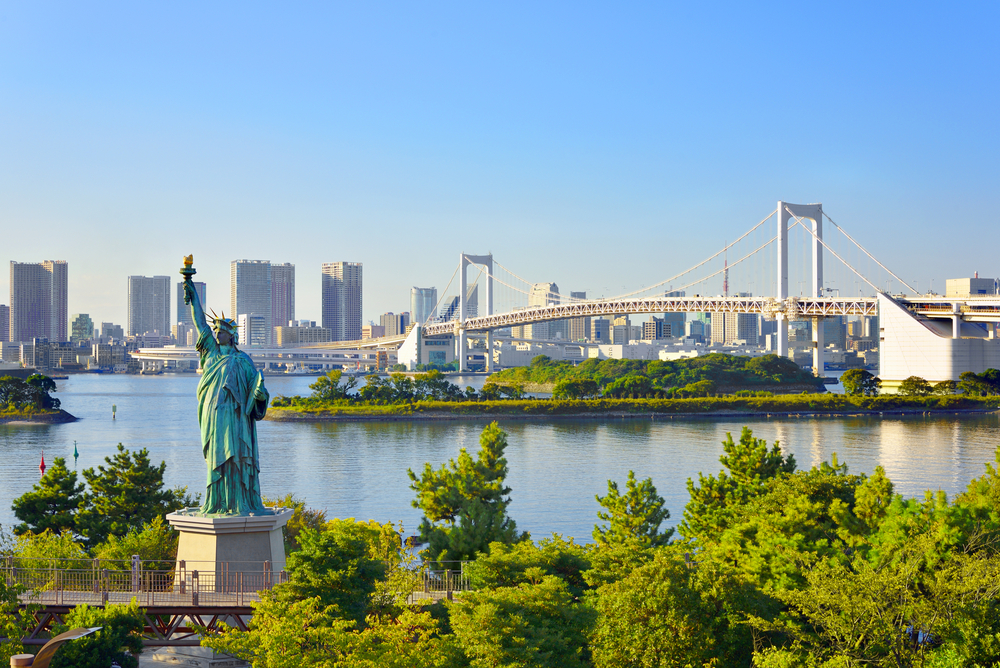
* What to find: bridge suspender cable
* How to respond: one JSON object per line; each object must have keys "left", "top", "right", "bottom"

{"left": 605, "top": 207, "right": 777, "bottom": 300}
{"left": 783, "top": 206, "right": 917, "bottom": 295}
{"left": 821, "top": 211, "right": 919, "bottom": 295}
{"left": 422, "top": 263, "right": 461, "bottom": 326}
{"left": 667, "top": 235, "right": 777, "bottom": 296}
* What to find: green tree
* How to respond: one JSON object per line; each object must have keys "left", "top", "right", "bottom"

{"left": 589, "top": 545, "right": 752, "bottom": 668}
{"left": 0, "top": 578, "right": 36, "bottom": 664}
{"left": 449, "top": 572, "right": 595, "bottom": 668}
{"left": 91, "top": 515, "right": 178, "bottom": 569}
{"left": 898, "top": 375, "right": 932, "bottom": 396}
{"left": 958, "top": 371, "right": 992, "bottom": 396}
{"left": 553, "top": 378, "right": 599, "bottom": 400}
{"left": 681, "top": 427, "right": 796, "bottom": 543}
{"left": 12, "top": 529, "right": 87, "bottom": 566}
{"left": 50, "top": 599, "right": 145, "bottom": 668}
{"left": 274, "top": 519, "right": 388, "bottom": 625}
{"left": 593, "top": 471, "right": 672, "bottom": 548}
{"left": 841, "top": 368, "right": 882, "bottom": 396}
{"left": 11, "top": 456, "right": 84, "bottom": 536}
{"left": 203, "top": 596, "right": 456, "bottom": 668}
{"left": 465, "top": 535, "right": 592, "bottom": 597}
{"left": 308, "top": 369, "right": 358, "bottom": 402}
{"left": 76, "top": 444, "right": 186, "bottom": 547}
{"left": 25, "top": 373, "right": 60, "bottom": 409}
{"left": 408, "top": 422, "right": 521, "bottom": 564}
{"left": 932, "top": 379, "right": 957, "bottom": 395}
{"left": 263, "top": 493, "right": 327, "bottom": 553}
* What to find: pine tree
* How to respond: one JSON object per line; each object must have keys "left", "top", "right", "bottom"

{"left": 11, "top": 457, "right": 84, "bottom": 536}
{"left": 593, "top": 471, "right": 672, "bottom": 548}
{"left": 77, "top": 444, "right": 184, "bottom": 547}
{"left": 409, "top": 422, "right": 520, "bottom": 564}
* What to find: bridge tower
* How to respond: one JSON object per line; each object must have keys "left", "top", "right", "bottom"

{"left": 777, "top": 201, "right": 825, "bottom": 376}
{"left": 458, "top": 253, "right": 494, "bottom": 372}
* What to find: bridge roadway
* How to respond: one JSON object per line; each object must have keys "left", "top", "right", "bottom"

{"left": 422, "top": 296, "right": 882, "bottom": 336}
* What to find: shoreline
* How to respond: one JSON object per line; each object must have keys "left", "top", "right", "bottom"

{"left": 0, "top": 409, "right": 78, "bottom": 425}
{"left": 266, "top": 407, "right": 1000, "bottom": 423}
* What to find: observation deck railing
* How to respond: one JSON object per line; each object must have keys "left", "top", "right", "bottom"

{"left": 4, "top": 556, "right": 472, "bottom": 608}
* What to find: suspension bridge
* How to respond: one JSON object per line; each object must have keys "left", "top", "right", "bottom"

{"left": 392, "top": 200, "right": 1000, "bottom": 384}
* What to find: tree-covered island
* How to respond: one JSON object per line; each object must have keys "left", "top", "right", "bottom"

{"left": 266, "top": 355, "right": 1000, "bottom": 420}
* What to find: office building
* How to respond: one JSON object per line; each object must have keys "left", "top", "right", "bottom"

{"left": 321, "top": 262, "right": 363, "bottom": 341}
{"left": 662, "top": 290, "right": 685, "bottom": 341}
{"left": 411, "top": 287, "right": 438, "bottom": 326}
{"left": 176, "top": 281, "right": 207, "bottom": 328}
{"left": 0, "top": 305, "right": 8, "bottom": 342}
{"left": 9, "top": 261, "right": 68, "bottom": 342}
{"left": 128, "top": 276, "right": 171, "bottom": 337}
{"left": 231, "top": 260, "right": 272, "bottom": 344}
{"left": 568, "top": 291, "right": 590, "bottom": 341}
{"left": 591, "top": 317, "right": 610, "bottom": 344}
{"left": 270, "top": 263, "right": 295, "bottom": 333}
{"left": 823, "top": 316, "right": 847, "bottom": 350}
{"left": 380, "top": 312, "right": 411, "bottom": 337}
{"left": 70, "top": 314, "right": 94, "bottom": 343}
{"left": 237, "top": 313, "right": 269, "bottom": 347}
{"left": 100, "top": 322, "right": 125, "bottom": 342}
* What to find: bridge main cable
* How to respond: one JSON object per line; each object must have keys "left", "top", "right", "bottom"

{"left": 606, "top": 207, "right": 777, "bottom": 300}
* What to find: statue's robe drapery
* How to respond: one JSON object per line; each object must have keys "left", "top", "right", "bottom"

{"left": 196, "top": 328, "right": 268, "bottom": 515}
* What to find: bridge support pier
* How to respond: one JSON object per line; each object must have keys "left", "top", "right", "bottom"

{"left": 776, "top": 314, "right": 788, "bottom": 359}
{"left": 812, "top": 316, "right": 825, "bottom": 378}
{"left": 458, "top": 329, "right": 467, "bottom": 372}
{"left": 486, "top": 330, "right": 494, "bottom": 373}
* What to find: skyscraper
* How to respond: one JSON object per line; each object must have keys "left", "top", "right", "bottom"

{"left": 270, "top": 263, "right": 295, "bottom": 331}
{"left": 176, "top": 281, "right": 207, "bottom": 328}
{"left": 9, "top": 261, "right": 68, "bottom": 342}
{"left": 70, "top": 314, "right": 94, "bottom": 343}
{"left": 128, "top": 276, "right": 171, "bottom": 336}
{"left": 0, "top": 305, "right": 8, "bottom": 342}
{"left": 321, "top": 262, "right": 363, "bottom": 341}
{"left": 411, "top": 287, "right": 438, "bottom": 326}
{"left": 231, "top": 260, "right": 272, "bottom": 344}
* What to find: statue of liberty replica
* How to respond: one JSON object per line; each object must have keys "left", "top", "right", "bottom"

{"left": 181, "top": 255, "right": 268, "bottom": 516}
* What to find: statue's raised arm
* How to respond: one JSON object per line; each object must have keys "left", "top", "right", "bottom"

{"left": 181, "top": 256, "right": 211, "bottom": 340}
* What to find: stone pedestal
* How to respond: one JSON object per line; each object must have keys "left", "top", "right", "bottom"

{"left": 166, "top": 507, "right": 293, "bottom": 592}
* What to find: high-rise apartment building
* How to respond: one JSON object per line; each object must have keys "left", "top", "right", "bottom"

{"left": 127, "top": 276, "right": 171, "bottom": 336}
{"left": 237, "top": 313, "right": 269, "bottom": 347}
{"left": 711, "top": 311, "right": 758, "bottom": 346}
{"left": 231, "top": 260, "right": 272, "bottom": 345}
{"left": 0, "top": 305, "right": 8, "bottom": 343}
{"left": 176, "top": 281, "right": 207, "bottom": 328}
{"left": 10, "top": 261, "right": 68, "bottom": 342}
{"left": 321, "top": 262, "right": 363, "bottom": 341}
{"left": 411, "top": 287, "right": 438, "bottom": 326}
{"left": 270, "top": 263, "right": 295, "bottom": 333}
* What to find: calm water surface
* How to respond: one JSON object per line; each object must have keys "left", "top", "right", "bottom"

{"left": 1, "top": 374, "right": 998, "bottom": 541}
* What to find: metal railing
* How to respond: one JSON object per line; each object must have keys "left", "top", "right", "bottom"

{"left": 5, "top": 557, "right": 288, "bottom": 607}
{"left": 5, "top": 556, "right": 472, "bottom": 607}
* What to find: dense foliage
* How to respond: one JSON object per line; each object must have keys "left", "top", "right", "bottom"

{"left": 49, "top": 600, "right": 145, "bottom": 668}
{"left": 0, "top": 374, "right": 60, "bottom": 414}
{"left": 197, "top": 422, "right": 1000, "bottom": 667}
{"left": 491, "top": 353, "right": 821, "bottom": 395}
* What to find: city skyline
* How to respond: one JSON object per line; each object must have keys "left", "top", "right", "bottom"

{"left": 2, "top": 4, "right": 998, "bottom": 325}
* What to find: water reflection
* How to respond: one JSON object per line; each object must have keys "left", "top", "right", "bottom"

{"left": 0, "top": 375, "right": 997, "bottom": 541}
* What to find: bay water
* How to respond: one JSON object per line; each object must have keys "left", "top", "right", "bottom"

{"left": 1, "top": 374, "right": 998, "bottom": 542}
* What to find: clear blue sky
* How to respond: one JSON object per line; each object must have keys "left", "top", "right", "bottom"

{"left": 2, "top": 2, "right": 997, "bottom": 325}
